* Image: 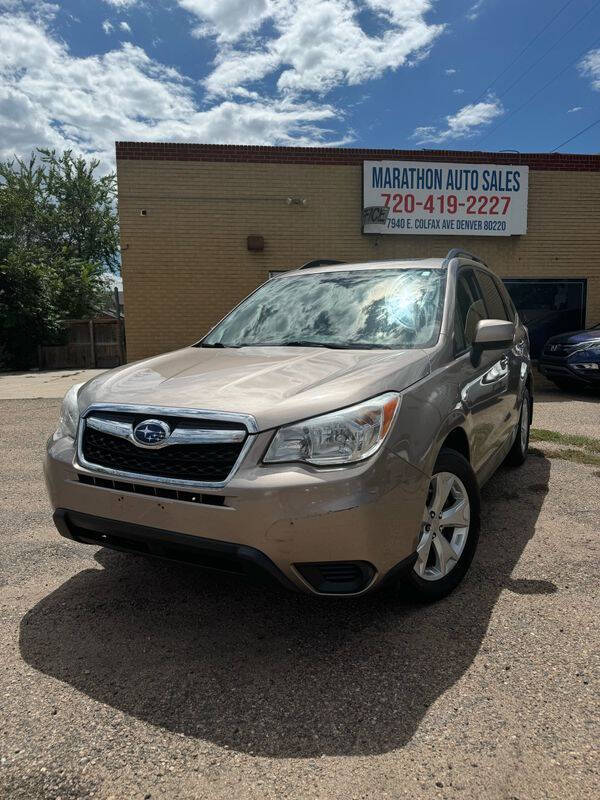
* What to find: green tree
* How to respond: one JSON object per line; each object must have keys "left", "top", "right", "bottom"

{"left": 0, "top": 251, "right": 61, "bottom": 369}
{"left": 0, "top": 149, "right": 119, "bottom": 368}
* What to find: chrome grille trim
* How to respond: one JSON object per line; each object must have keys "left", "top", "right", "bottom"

{"left": 80, "top": 403, "right": 258, "bottom": 432}
{"left": 75, "top": 403, "right": 257, "bottom": 489}
{"left": 86, "top": 415, "right": 246, "bottom": 448}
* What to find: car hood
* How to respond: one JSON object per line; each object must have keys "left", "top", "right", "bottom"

{"left": 546, "top": 329, "right": 600, "bottom": 346}
{"left": 78, "top": 345, "right": 431, "bottom": 431}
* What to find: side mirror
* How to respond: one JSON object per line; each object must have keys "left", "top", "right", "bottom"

{"left": 473, "top": 319, "right": 515, "bottom": 350}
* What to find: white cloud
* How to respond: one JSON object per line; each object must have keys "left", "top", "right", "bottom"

{"left": 467, "top": 0, "right": 486, "bottom": 21}
{"left": 445, "top": 68, "right": 456, "bottom": 75}
{"left": 0, "top": 3, "right": 448, "bottom": 171}
{"left": 413, "top": 99, "right": 503, "bottom": 144}
{"left": 453, "top": 88, "right": 464, "bottom": 94}
{"left": 579, "top": 48, "right": 600, "bottom": 90}
{"left": 568, "top": 106, "right": 583, "bottom": 113}
{"left": 1, "top": 0, "right": 57, "bottom": 19}
{"left": 0, "top": 14, "right": 350, "bottom": 171}
{"left": 180, "top": 0, "right": 269, "bottom": 43}
{"left": 102, "top": 0, "right": 139, "bottom": 7}
{"left": 182, "top": 1, "right": 444, "bottom": 97}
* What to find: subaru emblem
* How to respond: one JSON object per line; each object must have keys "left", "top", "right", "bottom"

{"left": 132, "top": 419, "right": 171, "bottom": 447}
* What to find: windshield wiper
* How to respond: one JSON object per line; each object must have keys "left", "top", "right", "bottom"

{"left": 324, "top": 342, "right": 395, "bottom": 350}
{"left": 230, "top": 340, "right": 326, "bottom": 348}
{"left": 238, "top": 340, "right": 394, "bottom": 350}
{"left": 196, "top": 341, "right": 241, "bottom": 348}
{"left": 276, "top": 340, "right": 336, "bottom": 348}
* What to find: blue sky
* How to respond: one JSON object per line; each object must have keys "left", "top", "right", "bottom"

{"left": 1, "top": 0, "right": 599, "bottom": 170}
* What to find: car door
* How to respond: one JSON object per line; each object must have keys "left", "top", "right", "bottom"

{"left": 474, "top": 269, "right": 520, "bottom": 445}
{"left": 452, "top": 269, "right": 513, "bottom": 474}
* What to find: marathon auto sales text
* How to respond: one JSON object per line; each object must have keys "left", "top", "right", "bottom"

{"left": 362, "top": 160, "right": 529, "bottom": 237}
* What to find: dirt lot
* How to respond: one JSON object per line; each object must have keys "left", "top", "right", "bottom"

{"left": 1, "top": 394, "right": 598, "bottom": 800}
{"left": 532, "top": 370, "right": 600, "bottom": 440}
{"left": 0, "top": 369, "right": 104, "bottom": 400}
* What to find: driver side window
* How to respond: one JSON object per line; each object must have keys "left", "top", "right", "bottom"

{"left": 454, "top": 270, "right": 486, "bottom": 355}
{"left": 476, "top": 270, "right": 510, "bottom": 321}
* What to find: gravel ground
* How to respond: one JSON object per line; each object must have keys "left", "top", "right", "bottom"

{"left": 532, "top": 378, "right": 600, "bottom": 440}
{"left": 0, "top": 369, "right": 105, "bottom": 400}
{"left": 1, "top": 398, "right": 598, "bottom": 800}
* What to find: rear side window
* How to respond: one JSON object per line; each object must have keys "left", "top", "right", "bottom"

{"left": 476, "top": 271, "right": 510, "bottom": 321}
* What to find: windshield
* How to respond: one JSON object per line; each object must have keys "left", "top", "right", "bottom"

{"left": 200, "top": 268, "right": 446, "bottom": 350}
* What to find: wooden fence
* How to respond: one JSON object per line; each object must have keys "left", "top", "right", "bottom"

{"left": 38, "top": 318, "right": 126, "bottom": 370}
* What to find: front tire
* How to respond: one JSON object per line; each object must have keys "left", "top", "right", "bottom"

{"left": 398, "top": 448, "right": 481, "bottom": 603}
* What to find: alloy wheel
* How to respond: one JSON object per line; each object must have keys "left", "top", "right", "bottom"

{"left": 414, "top": 471, "right": 471, "bottom": 582}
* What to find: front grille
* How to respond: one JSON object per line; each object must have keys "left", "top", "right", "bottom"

{"left": 81, "top": 414, "right": 247, "bottom": 483}
{"left": 77, "top": 474, "right": 226, "bottom": 506}
{"left": 543, "top": 344, "right": 577, "bottom": 357}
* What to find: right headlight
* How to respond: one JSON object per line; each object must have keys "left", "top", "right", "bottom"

{"left": 568, "top": 341, "right": 600, "bottom": 356}
{"left": 53, "top": 382, "right": 83, "bottom": 441}
{"left": 581, "top": 345, "right": 600, "bottom": 357}
{"left": 263, "top": 392, "right": 400, "bottom": 466}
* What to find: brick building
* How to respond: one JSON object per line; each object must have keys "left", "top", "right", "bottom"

{"left": 116, "top": 142, "right": 600, "bottom": 362}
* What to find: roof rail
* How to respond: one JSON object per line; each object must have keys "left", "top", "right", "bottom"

{"left": 444, "top": 249, "right": 486, "bottom": 266}
{"left": 298, "top": 259, "right": 346, "bottom": 270}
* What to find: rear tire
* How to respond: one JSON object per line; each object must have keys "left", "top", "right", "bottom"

{"left": 505, "top": 387, "right": 530, "bottom": 467}
{"left": 398, "top": 448, "right": 480, "bottom": 603}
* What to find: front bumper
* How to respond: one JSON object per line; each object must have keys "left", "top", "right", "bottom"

{"left": 45, "top": 433, "right": 428, "bottom": 596}
{"left": 538, "top": 358, "right": 600, "bottom": 385}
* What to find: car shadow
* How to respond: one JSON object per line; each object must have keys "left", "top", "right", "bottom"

{"left": 20, "top": 455, "right": 552, "bottom": 758}
{"left": 535, "top": 389, "right": 600, "bottom": 403}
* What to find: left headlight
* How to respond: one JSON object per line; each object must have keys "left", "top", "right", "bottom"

{"left": 54, "top": 382, "right": 84, "bottom": 440}
{"left": 264, "top": 392, "right": 400, "bottom": 466}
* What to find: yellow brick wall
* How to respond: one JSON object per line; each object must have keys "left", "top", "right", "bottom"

{"left": 116, "top": 159, "right": 600, "bottom": 362}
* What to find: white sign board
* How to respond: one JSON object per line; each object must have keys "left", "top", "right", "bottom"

{"left": 363, "top": 160, "right": 528, "bottom": 236}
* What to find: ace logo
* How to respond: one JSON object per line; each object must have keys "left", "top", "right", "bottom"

{"left": 362, "top": 205, "right": 390, "bottom": 226}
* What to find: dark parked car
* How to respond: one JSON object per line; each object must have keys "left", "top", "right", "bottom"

{"left": 539, "top": 324, "right": 600, "bottom": 390}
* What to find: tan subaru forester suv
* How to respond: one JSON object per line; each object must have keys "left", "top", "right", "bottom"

{"left": 45, "top": 249, "right": 532, "bottom": 601}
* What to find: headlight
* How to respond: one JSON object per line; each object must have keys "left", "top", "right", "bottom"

{"left": 264, "top": 392, "right": 400, "bottom": 466}
{"left": 54, "top": 383, "right": 83, "bottom": 440}
{"left": 569, "top": 341, "right": 600, "bottom": 356}
{"left": 582, "top": 345, "right": 600, "bottom": 357}
{"left": 570, "top": 344, "right": 600, "bottom": 370}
